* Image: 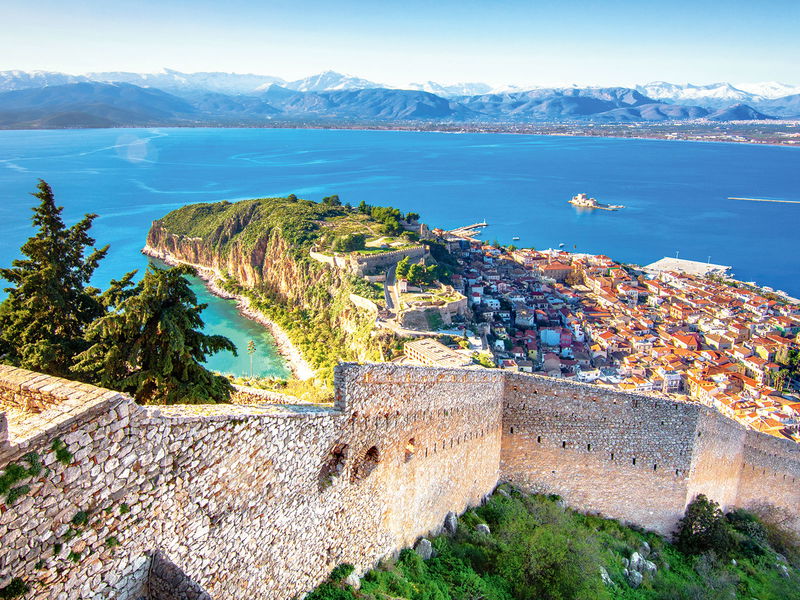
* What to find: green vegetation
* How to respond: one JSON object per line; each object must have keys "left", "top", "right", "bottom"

{"left": 71, "top": 510, "right": 89, "bottom": 527}
{"left": 332, "top": 233, "right": 367, "bottom": 252}
{"left": 425, "top": 310, "right": 444, "bottom": 331}
{"left": 154, "top": 195, "right": 425, "bottom": 387}
{"left": 0, "top": 180, "right": 110, "bottom": 378}
{"left": 0, "top": 452, "right": 42, "bottom": 504}
{"left": 396, "top": 256, "right": 445, "bottom": 287}
{"left": 472, "top": 352, "right": 496, "bottom": 368}
{"left": 105, "top": 536, "right": 121, "bottom": 548}
{"left": 73, "top": 263, "right": 236, "bottom": 404}
{"left": 51, "top": 438, "right": 73, "bottom": 465}
{"left": 775, "top": 348, "right": 800, "bottom": 391}
{"left": 309, "top": 489, "right": 799, "bottom": 600}
{"left": 0, "top": 578, "right": 30, "bottom": 599}
{"left": 0, "top": 181, "right": 236, "bottom": 405}
{"left": 158, "top": 196, "right": 415, "bottom": 257}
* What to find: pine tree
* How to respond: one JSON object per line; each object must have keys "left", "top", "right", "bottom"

{"left": 0, "top": 180, "right": 108, "bottom": 377}
{"left": 73, "top": 264, "right": 237, "bottom": 404}
{"left": 395, "top": 256, "right": 411, "bottom": 279}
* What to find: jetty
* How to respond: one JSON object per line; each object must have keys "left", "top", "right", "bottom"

{"left": 728, "top": 197, "right": 800, "bottom": 205}
{"left": 445, "top": 221, "right": 488, "bottom": 241}
{"left": 644, "top": 257, "right": 731, "bottom": 278}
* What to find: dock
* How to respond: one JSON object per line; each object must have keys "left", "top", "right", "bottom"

{"left": 644, "top": 257, "right": 731, "bottom": 278}
{"left": 446, "top": 222, "right": 488, "bottom": 241}
{"left": 728, "top": 197, "right": 800, "bottom": 205}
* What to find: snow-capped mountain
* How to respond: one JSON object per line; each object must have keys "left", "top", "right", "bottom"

{"left": 0, "top": 70, "right": 89, "bottom": 92}
{"left": 634, "top": 81, "right": 800, "bottom": 109}
{"left": 282, "top": 71, "right": 383, "bottom": 93}
{"left": 733, "top": 82, "right": 800, "bottom": 99}
{"left": 0, "top": 69, "right": 286, "bottom": 95}
{"left": 88, "top": 69, "right": 286, "bottom": 95}
{"left": 405, "top": 81, "right": 493, "bottom": 97}
{"left": 636, "top": 82, "right": 754, "bottom": 103}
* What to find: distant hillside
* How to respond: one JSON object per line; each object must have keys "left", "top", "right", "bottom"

{"left": 706, "top": 103, "right": 774, "bottom": 121}
{"left": 0, "top": 76, "right": 788, "bottom": 128}
{"left": 0, "top": 82, "right": 196, "bottom": 127}
{"left": 271, "top": 88, "right": 475, "bottom": 120}
{"left": 756, "top": 94, "right": 800, "bottom": 118}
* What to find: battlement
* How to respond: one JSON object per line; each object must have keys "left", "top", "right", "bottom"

{"left": 0, "top": 363, "right": 797, "bottom": 599}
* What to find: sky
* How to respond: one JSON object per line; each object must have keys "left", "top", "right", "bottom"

{"left": 3, "top": 0, "right": 799, "bottom": 86}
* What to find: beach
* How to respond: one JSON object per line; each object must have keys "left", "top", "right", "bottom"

{"left": 141, "top": 245, "right": 316, "bottom": 381}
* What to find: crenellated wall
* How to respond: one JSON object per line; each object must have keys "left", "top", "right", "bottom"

{"left": 0, "top": 363, "right": 798, "bottom": 600}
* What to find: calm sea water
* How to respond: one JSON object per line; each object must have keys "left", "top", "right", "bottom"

{"left": 0, "top": 128, "right": 798, "bottom": 375}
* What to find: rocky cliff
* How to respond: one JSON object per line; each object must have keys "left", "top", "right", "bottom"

{"left": 145, "top": 198, "right": 392, "bottom": 384}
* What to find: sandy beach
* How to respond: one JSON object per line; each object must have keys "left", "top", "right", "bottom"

{"left": 141, "top": 245, "right": 316, "bottom": 381}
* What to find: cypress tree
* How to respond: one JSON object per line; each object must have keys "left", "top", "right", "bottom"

{"left": 0, "top": 180, "right": 108, "bottom": 377}
{"left": 73, "top": 263, "right": 237, "bottom": 404}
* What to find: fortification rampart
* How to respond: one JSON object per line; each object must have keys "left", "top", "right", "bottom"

{"left": 309, "top": 246, "right": 427, "bottom": 276}
{"left": 500, "top": 373, "right": 700, "bottom": 533}
{"left": 0, "top": 364, "right": 503, "bottom": 600}
{"left": 0, "top": 363, "right": 798, "bottom": 600}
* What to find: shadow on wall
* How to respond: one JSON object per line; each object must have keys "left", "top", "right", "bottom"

{"left": 148, "top": 550, "right": 212, "bottom": 600}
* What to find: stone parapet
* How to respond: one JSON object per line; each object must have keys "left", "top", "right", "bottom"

{"left": 0, "top": 362, "right": 797, "bottom": 599}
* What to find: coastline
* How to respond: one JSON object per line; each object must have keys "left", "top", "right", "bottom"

{"left": 1, "top": 122, "right": 799, "bottom": 148}
{"left": 141, "top": 244, "right": 316, "bottom": 381}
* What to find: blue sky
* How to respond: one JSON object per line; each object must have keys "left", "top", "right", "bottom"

{"left": 3, "top": 0, "right": 799, "bottom": 85}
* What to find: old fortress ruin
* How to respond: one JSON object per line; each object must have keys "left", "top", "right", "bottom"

{"left": 1, "top": 362, "right": 799, "bottom": 599}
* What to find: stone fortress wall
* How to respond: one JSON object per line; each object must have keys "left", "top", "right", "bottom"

{"left": 310, "top": 245, "right": 427, "bottom": 276}
{"left": 1, "top": 363, "right": 799, "bottom": 599}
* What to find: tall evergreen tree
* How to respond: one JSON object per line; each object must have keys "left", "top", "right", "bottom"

{"left": 0, "top": 180, "right": 108, "bottom": 377}
{"left": 73, "top": 264, "right": 237, "bottom": 404}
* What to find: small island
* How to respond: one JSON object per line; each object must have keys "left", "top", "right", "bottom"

{"left": 568, "top": 192, "right": 625, "bottom": 211}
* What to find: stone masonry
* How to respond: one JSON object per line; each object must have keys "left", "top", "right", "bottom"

{"left": 0, "top": 362, "right": 798, "bottom": 599}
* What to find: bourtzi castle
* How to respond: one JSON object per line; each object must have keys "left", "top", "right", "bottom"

{"left": 1, "top": 361, "right": 798, "bottom": 599}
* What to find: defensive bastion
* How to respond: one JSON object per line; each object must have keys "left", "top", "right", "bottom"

{"left": 0, "top": 363, "right": 798, "bottom": 599}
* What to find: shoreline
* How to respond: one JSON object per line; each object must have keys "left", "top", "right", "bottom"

{"left": 141, "top": 245, "right": 316, "bottom": 381}
{"left": 2, "top": 123, "right": 799, "bottom": 148}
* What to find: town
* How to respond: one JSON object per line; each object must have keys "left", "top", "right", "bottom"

{"left": 397, "top": 231, "right": 800, "bottom": 444}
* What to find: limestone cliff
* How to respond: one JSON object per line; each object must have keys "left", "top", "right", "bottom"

{"left": 145, "top": 198, "right": 393, "bottom": 384}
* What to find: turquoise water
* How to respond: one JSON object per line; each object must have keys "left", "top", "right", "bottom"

{"left": 0, "top": 128, "right": 798, "bottom": 374}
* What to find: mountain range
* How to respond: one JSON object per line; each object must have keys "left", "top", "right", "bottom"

{"left": 0, "top": 69, "right": 797, "bottom": 128}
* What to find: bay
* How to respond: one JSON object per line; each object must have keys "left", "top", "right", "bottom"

{"left": 0, "top": 128, "right": 798, "bottom": 376}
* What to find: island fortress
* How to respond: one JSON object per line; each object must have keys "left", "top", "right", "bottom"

{"left": 1, "top": 363, "right": 798, "bottom": 600}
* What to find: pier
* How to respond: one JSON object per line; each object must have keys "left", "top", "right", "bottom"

{"left": 644, "top": 257, "right": 731, "bottom": 278}
{"left": 446, "top": 221, "right": 488, "bottom": 241}
{"left": 728, "top": 197, "right": 800, "bottom": 205}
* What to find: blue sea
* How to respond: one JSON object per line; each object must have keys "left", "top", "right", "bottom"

{"left": 0, "top": 128, "right": 798, "bottom": 376}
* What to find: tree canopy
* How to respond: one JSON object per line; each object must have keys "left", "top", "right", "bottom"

{"left": 73, "top": 264, "right": 237, "bottom": 405}
{"left": 0, "top": 180, "right": 109, "bottom": 377}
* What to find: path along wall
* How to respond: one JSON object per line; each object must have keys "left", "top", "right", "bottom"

{"left": 0, "top": 364, "right": 503, "bottom": 600}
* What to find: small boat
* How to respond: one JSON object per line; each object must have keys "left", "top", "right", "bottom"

{"left": 559, "top": 243, "right": 565, "bottom": 248}
{"left": 512, "top": 236, "right": 520, "bottom": 240}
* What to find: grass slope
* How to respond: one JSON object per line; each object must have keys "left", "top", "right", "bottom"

{"left": 310, "top": 488, "right": 800, "bottom": 600}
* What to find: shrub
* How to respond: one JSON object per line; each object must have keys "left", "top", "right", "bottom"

{"left": 51, "top": 438, "right": 73, "bottom": 465}
{"left": 329, "top": 563, "right": 354, "bottom": 583}
{"left": 304, "top": 583, "right": 356, "bottom": 600}
{"left": 0, "top": 578, "right": 30, "bottom": 599}
{"left": 71, "top": 510, "right": 89, "bottom": 527}
{"left": 674, "top": 494, "right": 736, "bottom": 556}
{"left": 6, "top": 485, "right": 30, "bottom": 505}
